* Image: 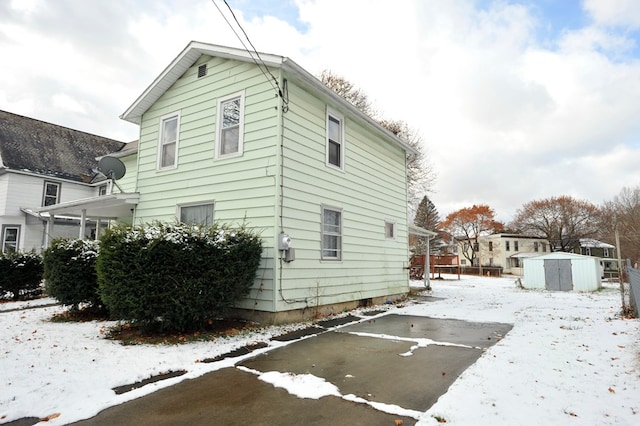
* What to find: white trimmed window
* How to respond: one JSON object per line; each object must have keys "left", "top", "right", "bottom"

{"left": 385, "top": 221, "right": 396, "bottom": 239}
{"left": 216, "top": 92, "right": 245, "bottom": 159}
{"left": 42, "top": 181, "right": 60, "bottom": 206}
{"left": 326, "top": 109, "right": 344, "bottom": 169}
{"left": 2, "top": 225, "right": 19, "bottom": 253}
{"left": 179, "top": 203, "right": 214, "bottom": 226}
{"left": 322, "top": 206, "right": 342, "bottom": 260}
{"left": 158, "top": 112, "right": 180, "bottom": 169}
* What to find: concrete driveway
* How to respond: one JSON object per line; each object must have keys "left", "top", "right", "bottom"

{"left": 70, "top": 313, "right": 512, "bottom": 426}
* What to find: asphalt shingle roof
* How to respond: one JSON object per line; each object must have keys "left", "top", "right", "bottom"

{"left": 0, "top": 110, "right": 126, "bottom": 183}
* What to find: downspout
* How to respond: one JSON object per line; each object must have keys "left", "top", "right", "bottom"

{"left": 275, "top": 69, "right": 285, "bottom": 312}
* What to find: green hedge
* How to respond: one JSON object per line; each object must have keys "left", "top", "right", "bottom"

{"left": 43, "top": 238, "right": 101, "bottom": 310}
{"left": 97, "top": 222, "right": 262, "bottom": 332}
{"left": 0, "top": 251, "right": 44, "bottom": 300}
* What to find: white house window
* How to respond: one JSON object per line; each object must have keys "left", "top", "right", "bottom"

{"left": 326, "top": 110, "right": 344, "bottom": 169}
{"left": 322, "top": 206, "right": 342, "bottom": 260}
{"left": 505, "top": 241, "right": 510, "bottom": 251}
{"left": 534, "top": 242, "right": 539, "bottom": 252}
{"left": 1, "top": 225, "right": 19, "bottom": 253}
{"left": 217, "top": 92, "right": 244, "bottom": 158}
{"left": 43, "top": 181, "right": 60, "bottom": 206}
{"left": 158, "top": 112, "right": 180, "bottom": 169}
{"left": 542, "top": 243, "right": 547, "bottom": 252}
{"left": 586, "top": 247, "right": 592, "bottom": 256}
{"left": 514, "top": 241, "right": 519, "bottom": 251}
{"left": 604, "top": 248, "right": 610, "bottom": 257}
{"left": 489, "top": 241, "right": 493, "bottom": 251}
{"left": 385, "top": 221, "right": 396, "bottom": 239}
{"left": 179, "top": 203, "right": 214, "bottom": 226}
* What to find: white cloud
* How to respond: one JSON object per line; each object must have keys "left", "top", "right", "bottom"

{"left": 1, "top": 0, "right": 639, "bottom": 221}
{"left": 584, "top": 0, "right": 640, "bottom": 28}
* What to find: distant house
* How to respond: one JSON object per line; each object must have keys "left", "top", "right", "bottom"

{"left": 36, "top": 41, "right": 417, "bottom": 322}
{"left": 0, "top": 110, "right": 128, "bottom": 253}
{"left": 574, "top": 238, "right": 618, "bottom": 278}
{"left": 456, "top": 233, "right": 550, "bottom": 276}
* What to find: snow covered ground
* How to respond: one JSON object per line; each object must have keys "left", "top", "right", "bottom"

{"left": 1, "top": 275, "right": 639, "bottom": 425}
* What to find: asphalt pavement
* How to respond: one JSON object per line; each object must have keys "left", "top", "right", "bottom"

{"left": 66, "top": 312, "right": 512, "bottom": 426}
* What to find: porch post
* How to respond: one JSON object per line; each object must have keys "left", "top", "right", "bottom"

{"left": 424, "top": 235, "right": 431, "bottom": 290}
{"left": 95, "top": 219, "right": 101, "bottom": 240}
{"left": 45, "top": 215, "right": 55, "bottom": 248}
{"left": 79, "top": 209, "right": 87, "bottom": 239}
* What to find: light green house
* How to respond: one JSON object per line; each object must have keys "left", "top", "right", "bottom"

{"left": 116, "top": 41, "right": 415, "bottom": 322}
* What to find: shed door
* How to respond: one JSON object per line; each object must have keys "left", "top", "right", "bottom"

{"left": 544, "top": 259, "right": 573, "bottom": 291}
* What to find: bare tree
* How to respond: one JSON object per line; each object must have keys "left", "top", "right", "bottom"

{"left": 601, "top": 186, "right": 640, "bottom": 265}
{"left": 510, "top": 195, "right": 601, "bottom": 252}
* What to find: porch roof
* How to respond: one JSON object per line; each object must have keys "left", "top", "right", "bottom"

{"left": 24, "top": 192, "right": 139, "bottom": 220}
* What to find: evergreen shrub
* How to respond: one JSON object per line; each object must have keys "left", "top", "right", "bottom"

{"left": 43, "top": 239, "right": 101, "bottom": 310}
{"left": 97, "top": 222, "right": 262, "bottom": 332}
{"left": 0, "top": 251, "right": 44, "bottom": 300}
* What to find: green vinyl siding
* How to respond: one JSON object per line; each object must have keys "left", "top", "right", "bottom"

{"left": 132, "top": 52, "right": 410, "bottom": 315}
{"left": 134, "top": 56, "right": 280, "bottom": 311}
{"left": 274, "top": 79, "right": 409, "bottom": 311}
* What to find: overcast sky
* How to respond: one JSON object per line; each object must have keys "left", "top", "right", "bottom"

{"left": 1, "top": 0, "right": 639, "bottom": 222}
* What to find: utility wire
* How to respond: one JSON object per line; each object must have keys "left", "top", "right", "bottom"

{"left": 211, "top": 0, "right": 287, "bottom": 107}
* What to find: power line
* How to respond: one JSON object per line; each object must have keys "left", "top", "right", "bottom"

{"left": 211, "top": 0, "right": 287, "bottom": 108}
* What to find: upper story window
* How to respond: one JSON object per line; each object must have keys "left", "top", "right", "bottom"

{"left": 489, "top": 241, "right": 493, "bottom": 251}
{"left": 98, "top": 184, "right": 108, "bottom": 196}
{"left": 1, "top": 225, "right": 19, "bottom": 253}
{"left": 534, "top": 242, "right": 539, "bottom": 252}
{"left": 542, "top": 243, "right": 547, "bottom": 252}
{"left": 322, "top": 206, "right": 342, "bottom": 260}
{"left": 43, "top": 181, "right": 60, "bottom": 206}
{"left": 179, "top": 203, "right": 214, "bottom": 226}
{"left": 216, "top": 92, "right": 245, "bottom": 159}
{"left": 158, "top": 112, "right": 180, "bottom": 170}
{"left": 514, "top": 241, "right": 519, "bottom": 251}
{"left": 604, "top": 248, "right": 610, "bottom": 257}
{"left": 505, "top": 241, "right": 510, "bottom": 251}
{"left": 326, "top": 109, "right": 344, "bottom": 170}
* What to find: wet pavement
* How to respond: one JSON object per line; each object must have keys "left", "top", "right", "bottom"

{"left": 69, "top": 313, "right": 512, "bottom": 426}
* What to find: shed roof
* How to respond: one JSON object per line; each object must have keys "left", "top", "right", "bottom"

{"left": 120, "top": 41, "right": 416, "bottom": 155}
{"left": 0, "top": 110, "right": 127, "bottom": 183}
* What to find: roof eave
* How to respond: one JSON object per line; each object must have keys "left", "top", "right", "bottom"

{"left": 120, "top": 41, "right": 285, "bottom": 125}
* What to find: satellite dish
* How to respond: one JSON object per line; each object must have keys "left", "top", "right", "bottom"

{"left": 98, "top": 156, "right": 126, "bottom": 180}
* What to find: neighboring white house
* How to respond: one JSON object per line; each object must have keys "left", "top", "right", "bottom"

{"left": 0, "top": 110, "right": 128, "bottom": 253}
{"left": 523, "top": 252, "right": 602, "bottom": 292}
{"left": 456, "top": 233, "right": 550, "bottom": 276}
{"left": 33, "top": 41, "right": 418, "bottom": 323}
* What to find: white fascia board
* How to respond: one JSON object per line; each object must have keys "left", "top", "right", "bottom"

{"left": 120, "top": 41, "right": 284, "bottom": 125}
{"left": 282, "top": 58, "right": 418, "bottom": 156}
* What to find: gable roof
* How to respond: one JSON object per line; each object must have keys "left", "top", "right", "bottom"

{"left": 0, "top": 110, "right": 127, "bottom": 183}
{"left": 120, "top": 41, "right": 416, "bottom": 155}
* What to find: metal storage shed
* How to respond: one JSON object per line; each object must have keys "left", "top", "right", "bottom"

{"left": 523, "top": 252, "right": 602, "bottom": 292}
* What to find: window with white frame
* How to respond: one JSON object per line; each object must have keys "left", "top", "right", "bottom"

{"left": 322, "top": 206, "right": 342, "bottom": 260}
{"left": 1, "top": 225, "right": 19, "bottom": 253}
{"left": 514, "top": 241, "right": 519, "bottom": 251}
{"left": 534, "top": 241, "right": 539, "bottom": 252}
{"left": 179, "top": 203, "right": 214, "bottom": 226}
{"left": 216, "top": 93, "right": 244, "bottom": 158}
{"left": 505, "top": 241, "right": 510, "bottom": 251}
{"left": 43, "top": 181, "right": 60, "bottom": 206}
{"left": 604, "top": 248, "right": 610, "bottom": 257}
{"left": 384, "top": 221, "right": 396, "bottom": 239}
{"left": 158, "top": 112, "right": 180, "bottom": 169}
{"left": 326, "top": 110, "right": 344, "bottom": 169}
